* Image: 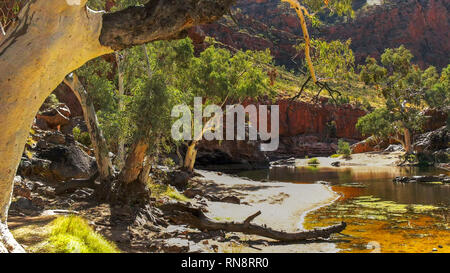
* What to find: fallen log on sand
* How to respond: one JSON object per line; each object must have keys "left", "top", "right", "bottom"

{"left": 160, "top": 202, "right": 346, "bottom": 242}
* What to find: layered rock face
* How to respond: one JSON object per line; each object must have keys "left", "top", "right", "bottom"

{"left": 196, "top": 0, "right": 449, "bottom": 69}
{"left": 324, "top": 0, "right": 449, "bottom": 68}
{"left": 196, "top": 99, "right": 367, "bottom": 167}
{"left": 275, "top": 99, "right": 366, "bottom": 139}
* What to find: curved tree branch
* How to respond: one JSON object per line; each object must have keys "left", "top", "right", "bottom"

{"left": 161, "top": 203, "right": 347, "bottom": 242}
{"left": 100, "top": 0, "right": 236, "bottom": 50}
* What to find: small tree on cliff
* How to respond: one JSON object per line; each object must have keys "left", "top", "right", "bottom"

{"left": 423, "top": 64, "right": 450, "bottom": 128}
{"left": 356, "top": 46, "right": 444, "bottom": 154}
{"left": 295, "top": 38, "right": 357, "bottom": 101}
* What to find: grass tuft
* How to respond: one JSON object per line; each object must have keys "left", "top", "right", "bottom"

{"left": 148, "top": 183, "right": 190, "bottom": 202}
{"left": 48, "top": 216, "right": 119, "bottom": 253}
{"left": 307, "top": 158, "right": 320, "bottom": 165}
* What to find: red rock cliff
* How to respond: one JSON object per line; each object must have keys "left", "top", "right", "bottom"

{"left": 196, "top": 0, "right": 449, "bottom": 69}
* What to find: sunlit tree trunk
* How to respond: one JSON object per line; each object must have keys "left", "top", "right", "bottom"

{"left": 403, "top": 128, "right": 413, "bottom": 154}
{"left": 184, "top": 141, "right": 198, "bottom": 172}
{"left": 0, "top": 0, "right": 109, "bottom": 253}
{"left": 115, "top": 51, "right": 126, "bottom": 169}
{"left": 142, "top": 45, "right": 153, "bottom": 78}
{"left": 118, "top": 137, "right": 149, "bottom": 184}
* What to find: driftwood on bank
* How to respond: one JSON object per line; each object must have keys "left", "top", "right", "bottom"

{"left": 160, "top": 202, "right": 346, "bottom": 242}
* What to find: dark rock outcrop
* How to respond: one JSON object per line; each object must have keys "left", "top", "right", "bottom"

{"left": 394, "top": 174, "right": 450, "bottom": 183}
{"left": 18, "top": 131, "right": 97, "bottom": 183}
{"left": 414, "top": 126, "right": 449, "bottom": 153}
{"left": 196, "top": 139, "right": 270, "bottom": 170}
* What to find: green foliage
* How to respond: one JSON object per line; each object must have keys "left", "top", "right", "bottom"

{"left": 148, "top": 183, "right": 190, "bottom": 202}
{"left": 357, "top": 46, "right": 447, "bottom": 147}
{"left": 298, "top": 39, "right": 355, "bottom": 81}
{"left": 295, "top": 38, "right": 361, "bottom": 101}
{"left": 72, "top": 126, "right": 91, "bottom": 147}
{"left": 356, "top": 108, "right": 395, "bottom": 138}
{"left": 76, "top": 38, "right": 194, "bottom": 156}
{"left": 337, "top": 139, "right": 351, "bottom": 157}
{"left": 87, "top": 0, "right": 146, "bottom": 11}
{"left": 424, "top": 64, "right": 450, "bottom": 109}
{"left": 187, "top": 46, "right": 272, "bottom": 105}
{"left": 48, "top": 216, "right": 119, "bottom": 253}
{"left": 76, "top": 37, "right": 272, "bottom": 161}
{"left": 301, "top": 0, "right": 354, "bottom": 20}
{"left": 330, "top": 154, "right": 341, "bottom": 158}
{"left": 162, "top": 157, "right": 175, "bottom": 167}
{"left": 307, "top": 157, "right": 320, "bottom": 165}
{"left": 41, "top": 94, "right": 59, "bottom": 109}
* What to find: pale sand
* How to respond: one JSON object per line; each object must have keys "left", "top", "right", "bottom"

{"left": 196, "top": 170, "right": 341, "bottom": 253}
{"left": 296, "top": 151, "right": 404, "bottom": 167}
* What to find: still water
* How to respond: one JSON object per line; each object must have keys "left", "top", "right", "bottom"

{"left": 236, "top": 166, "right": 450, "bottom": 206}
{"left": 234, "top": 166, "right": 450, "bottom": 252}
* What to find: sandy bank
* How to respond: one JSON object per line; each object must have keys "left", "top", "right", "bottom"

{"left": 295, "top": 151, "right": 404, "bottom": 167}
{"left": 195, "top": 170, "right": 340, "bottom": 252}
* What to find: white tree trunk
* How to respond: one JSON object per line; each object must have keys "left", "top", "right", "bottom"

{"left": 0, "top": 0, "right": 232, "bottom": 252}
{"left": 0, "top": 0, "right": 111, "bottom": 252}
{"left": 115, "top": 51, "right": 126, "bottom": 170}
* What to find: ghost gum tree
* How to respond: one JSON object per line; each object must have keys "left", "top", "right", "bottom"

{"left": 0, "top": 0, "right": 352, "bottom": 252}
{"left": 179, "top": 46, "right": 273, "bottom": 172}
{"left": 0, "top": 0, "right": 234, "bottom": 253}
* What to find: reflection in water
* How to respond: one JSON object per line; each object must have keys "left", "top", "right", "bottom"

{"left": 236, "top": 166, "right": 450, "bottom": 253}
{"left": 236, "top": 166, "right": 450, "bottom": 206}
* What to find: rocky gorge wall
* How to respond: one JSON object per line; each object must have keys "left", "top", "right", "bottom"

{"left": 196, "top": 99, "right": 367, "bottom": 168}
{"left": 194, "top": 0, "right": 449, "bottom": 69}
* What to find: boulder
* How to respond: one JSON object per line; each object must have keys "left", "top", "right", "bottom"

{"left": 18, "top": 135, "right": 97, "bottom": 183}
{"left": 220, "top": 196, "right": 241, "bottom": 204}
{"left": 35, "top": 104, "right": 71, "bottom": 130}
{"left": 168, "top": 170, "right": 192, "bottom": 190}
{"left": 414, "top": 126, "right": 449, "bottom": 153}
{"left": 351, "top": 136, "right": 379, "bottom": 154}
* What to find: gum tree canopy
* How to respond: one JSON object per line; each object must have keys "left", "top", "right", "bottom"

{"left": 0, "top": 0, "right": 234, "bottom": 253}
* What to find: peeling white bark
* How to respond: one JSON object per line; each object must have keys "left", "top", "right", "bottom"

{"left": 0, "top": 0, "right": 233, "bottom": 252}
{"left": 66, "top": 0, "right": 83, "bottom": 6}
{"left": 0, "top": 222, "right": 25, "bottom": 253}
{"left": 0, "top": 0, "right": 112, "bottom": 252}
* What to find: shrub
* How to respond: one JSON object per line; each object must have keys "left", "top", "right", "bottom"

{"left": 330, "top": 154, "right": 341, "bottom": 158}
{"left": 162, "top": 157, "right": 175, "bottom": 167}
{"left": 307, "top": 158, "right": 320, "bottom": 165}
{"left": 42, "top": 94, "right": 60, "bottom": 109}
{"left": 337, "top": 139, "right": 351, "bottom": 158}
{"left": 73, "top": 126, "right": 91, "bottom": 147}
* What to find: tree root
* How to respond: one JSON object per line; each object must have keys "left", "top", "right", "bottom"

{"left": 160, "top": 202, "right": 346, "bottom": 242}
